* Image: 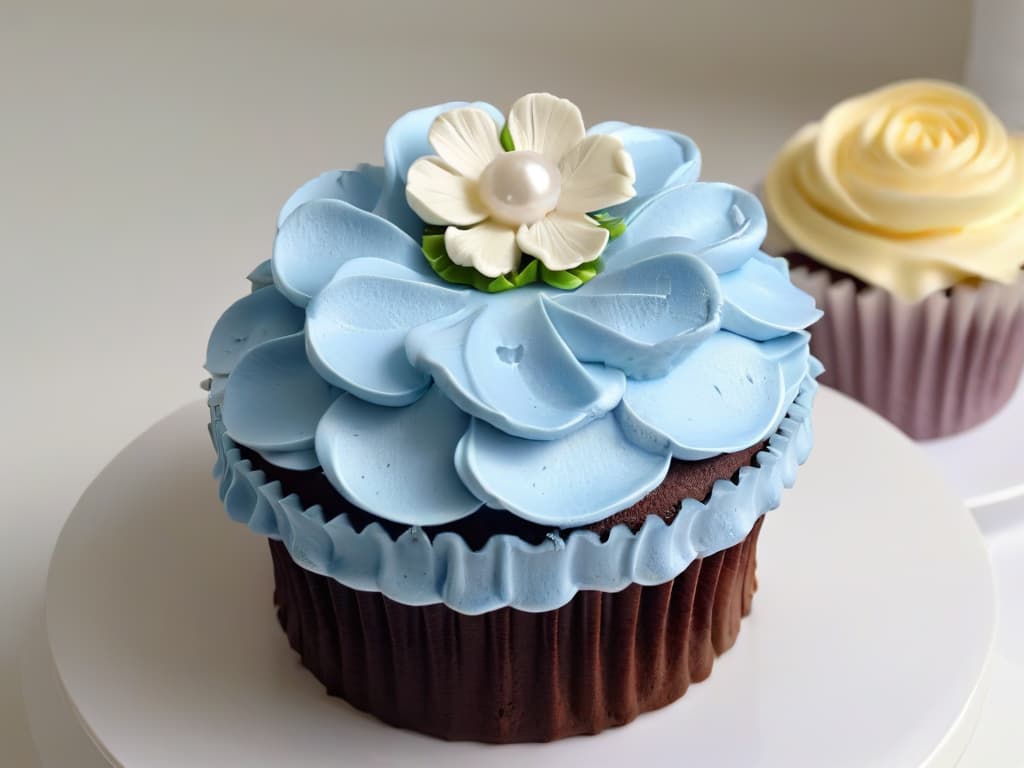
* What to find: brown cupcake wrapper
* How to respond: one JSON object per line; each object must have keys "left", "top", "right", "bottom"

{"left": 268, "top": 517, "right": 763, "bottom": 743}
{"left": 790, "top": 265, "right": 1024, "bottom": 440}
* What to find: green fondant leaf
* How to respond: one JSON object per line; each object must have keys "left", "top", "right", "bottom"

{"left": 422, "top": 233, "right": 447, "bottom": 260}
{"left": 539, "top": 258, "right": 602, "bottom": 290}
{"left": 422, "top": 228, "right": 601, "bottom": 293}
{"left": 571, "top": 259, "right": 601, "bottom": 283}
{"left": 421, "top": 232, "right": 540, "bottom": 293}
{"left": 591, "top": 211, "right": 626, "bottom": 240}
{"left": 513, "top": 257, "right": 539, "bottom": 286}
{"left": 484, "top": 273, "right": 515, "bottom": 292}
{"left": 500, "top": 122, "right": 515, "bottom": 152}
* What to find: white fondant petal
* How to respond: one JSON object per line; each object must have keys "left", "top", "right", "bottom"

{"left": 618, "top": 331, "right": 798, "bottom": 460}
{"left": 557, "top": 134, "right": 637, "bottom": 213}
{"left": 222, "top": 333, "right": 339, "bottom": 452}
{"left": 405, "top": 156, "right": 488, "bottom": 226}
{"left": 455, "top": 415, "right": 670, "bottom": 527}
{"left": 516, "top": 212, "right": 609, "bottom": 271}
{"left": 205, "top": 287, "right": 305, "bottom": 376}
{"left": 406, "top": 302, "right": 626, "bottom": 440}
{"left": 507, "top": 93, "right": 586, "bottom": 162}
{"left": 444, "top": 221, "right": 521, "bottom": 278}
{"left": 277, "top": 164, "right": 383, "bottom": 229}
{"left": 272, "top": 199, "right": 429, "bottom": 307}
{"left": 306, "top": 258, "right": 472, "bottom": 406}
{"left": 314, "top": 386, "right": 482, "bottom": 525}
{"left": 544, "top": 252, "right": 722, "bottom": 378}
{"left": 606, "top": 182, "right": 767, "bottom": 274}
{"left": 428, "top": 106, "right": 504, "bottom": 180}
{"left": 373, "top": 101, "right": 503, "bottom": 236}
{"left": 720, "top": 256, "right": 823, "bottom": 341}
{"left": 589, "top": 123, "right": 701, "bottom": 218}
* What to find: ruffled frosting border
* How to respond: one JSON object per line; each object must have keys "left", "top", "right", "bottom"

{"left": 210, "top": 372, "right": 818, "bottom": 615}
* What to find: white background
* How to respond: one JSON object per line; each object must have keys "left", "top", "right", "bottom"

{"left": 1, "top": 1, "right": 1014, "bottom": 764}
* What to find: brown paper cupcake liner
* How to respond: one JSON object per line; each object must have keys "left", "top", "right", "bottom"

{"left": 790, "top": 265, "right": 1024, "bottom": 440}
{"left": 268, "top": 516, "right": 763, "bottom": 743}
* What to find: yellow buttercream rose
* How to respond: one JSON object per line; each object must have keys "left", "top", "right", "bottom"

{"left": 765, "top": 80, "right": 1024, "bottom": 301}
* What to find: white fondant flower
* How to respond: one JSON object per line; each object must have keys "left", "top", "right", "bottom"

{"left": 405, "top": 93, "right": 637, "bottom": 277}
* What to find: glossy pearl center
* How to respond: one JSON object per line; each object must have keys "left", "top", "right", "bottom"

{"left": 478, "top": 150, "right": 561, "bottom": 226}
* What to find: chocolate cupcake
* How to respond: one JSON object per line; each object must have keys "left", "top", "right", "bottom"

{"left": 206, "top": 93, "right": 821, "bottom": 742}
{"left": 764, "top": 80, "right": 1024, "bottom": 439}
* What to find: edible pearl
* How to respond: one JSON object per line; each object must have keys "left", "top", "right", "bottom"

{"left": 478, "top": 150, "right": 562, "bottom": 227}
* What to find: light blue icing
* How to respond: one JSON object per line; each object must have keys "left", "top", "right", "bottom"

{"left": 719, "top": 254, "right": 821, "bottom": 341}
{"left": 405, "top": 296, "right": 628, "bottom": 441}
{"left": 305, "top": 258, "right": 471, "bottom": 406}
{"left": 542, "top": 252, "right": 721, "bottom": 379}
{"left": 258, "top": 447, "right": 321, "bottom": 471}
{"left": 220, "top": 333, "right": 339, "bottom": 452}
{"left": 209, "top": 373, "right": 818, "bottom": 614}
{"left": 607, "top": 183, "right": 768, "bottom": 274}
{"left": 272, "top": 199, "right": 430, "bottom": 307}
{"left": 455, "top": 411, "right": 672, "bottom": 526}
{"left": 616, "top": 331, "right": 809, "bottom": 460}
{"left": 207, "top": 102, "right": 823, "bottom": 533}
{"left": 315, "top": 386, "right": 480, "bottom": 525}
{"left": 276, "top": 163, "right": 384, "bottom": 228}
{"left": 204, "top": 286, "right": 304, "bottom": 375}
{"left": 246, "top": 261, "right": 275, "bottom": 291}
{"left": 589, "top": 123, "right": 700, "bottom": 220}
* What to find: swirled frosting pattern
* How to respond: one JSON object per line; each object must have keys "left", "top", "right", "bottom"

{"left": 206, "top": 99, "right": 821, "bottom": 529}
{"left": 765, "top": 80, "right": 1024, "bottom": 302}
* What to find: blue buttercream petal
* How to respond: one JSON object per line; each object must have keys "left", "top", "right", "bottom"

{"left": 543, "top": 252, "right": 722, "bottom": 379}
{"left": 222, "top": 333, "right": 340, "bottom": 452}
{"left": 607, "top": 182, "right": 767, "bottom": 274}
{"left": 306, "top": 258, "right": 472, "bottom": 406}
{"left": 247, "top": 260, "right": 274, "bottom": 291}
{"left": 314, "top": 386, "right": 482, "bottom": 525}
{"left": 599, "top": 236, "right": 700, "bottom": 273}
{"left": 589, "top": 122, "right": 701, "bottom": 219}
{"left": 618, "top": 331, "right": 803, "bottom": 460}
{"left": 754, "top": 249, "right": 791, "bottom": 276}
{"left": 258, "top": 448, "right": 321, "bottom": 471}
{"left": 373, "top": 101, "right": 503, "bottom": 237}
{"left": 211, "top": 373, "right": 820, "bottom": 612}
{"left": 406, "top": 297, "right": 626, "bottom": 440}
{"left": 720, "top": 256, "right": 823, "bottom": 341}
{"left": 205, "top": 287, "right": 305, "bottom": 375}
{"left": 761, "top": 331, "right": 813, "bottom": 404}
{"left": 272, "top": 199, "right": 429, "bottom": 307}
{"left": 455, "top": 414, "right": 670, "bottom": 527}
{"left": 277, "top": 163, "right": 384, "bottom": 229}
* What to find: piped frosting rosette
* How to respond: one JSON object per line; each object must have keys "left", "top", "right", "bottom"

{"left": 764, "top": 80, "right": 1024, "bottom": 438}
{"left": 207, "top": 94, "right": 822, "bottom": 612}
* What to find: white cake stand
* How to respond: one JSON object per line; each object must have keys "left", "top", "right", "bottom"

{"left": 920, "top": 376, "right": 1024, "bottom": 512}
{"left": 41, "top": 389, "right": 995, "bottom": 768}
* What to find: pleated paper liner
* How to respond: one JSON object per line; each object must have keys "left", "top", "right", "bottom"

{"left": 269, "top": 517, "right": 763, "bottom": 744}
{"left": 790, "top": 265, "right": 1024, "bottom": 440}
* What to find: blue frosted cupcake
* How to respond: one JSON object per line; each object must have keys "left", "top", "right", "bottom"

{"left": 206, "top": 93, "right": 821, "bottom": 742}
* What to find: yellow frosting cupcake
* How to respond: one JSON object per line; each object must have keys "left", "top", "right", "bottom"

{"left": 764, "top": 80, "right": 1024, "bottom": 439}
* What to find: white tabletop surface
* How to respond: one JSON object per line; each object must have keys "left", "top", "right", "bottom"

{"left": 31, "top": 392, "right": 1000, "bottom": 767}
{"left": 7, "top": 2, "right": 1022, "bottom": 765}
